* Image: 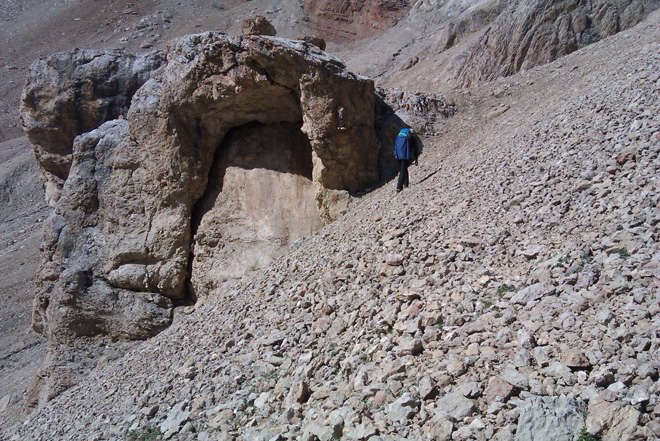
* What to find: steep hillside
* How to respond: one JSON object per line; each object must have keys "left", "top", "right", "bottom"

{"left": 340, "top": 0, "right": 660, "bottom": 92}
{"left": 4, "top": 9, "right": 659, "bottom": 441}
{"left": 0, "top": 137, "right": 48, "bottom": 430}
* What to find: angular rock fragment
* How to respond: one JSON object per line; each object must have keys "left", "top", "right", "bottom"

{"left": 515, "top": 397, "right": 586, "bottom": 441}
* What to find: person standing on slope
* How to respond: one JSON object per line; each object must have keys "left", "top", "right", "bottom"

{"left": 394, "top": 128, "right": 418, "bottom": 192}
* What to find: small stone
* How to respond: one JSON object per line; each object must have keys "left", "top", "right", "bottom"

{"left": 615, "top": 148, "right": 636, "bottom": 165}
{"left": 510, "top": 283, "right": 555, "bottom": 305}
{"left": 630, "top": 384, "right": 650, "bottom": 408}
{"left": 561, "top": 349, "right": 591, "bottom": 369}
{"left": 423, "top": 416, "right": 453, "bottom": 441}
{"left": 637, "top": 363, "right": 658, "bottom": 380}
{"left": 373, "top": 390, "right": 388, "bottom": 406}
{"left": 435, "top": 392, "right": 476, "bottom": 421}
{"left": 522, "top": 245, "right": 544, "bottom": 259}
{"left": 596, "top": 309, "right": 615, "bottom": 325}
{"left": 344, "top": 423, "right": 377, "bottom": 440}
{"left": 388, "top": 393, "right": 421, "bottom": 422}
{"left": 484, "top": 377, "right": 515, "bottom": 403}
{"left": 419, "top": 376, "right": 438, "bottom": 400}
{"left": 394, "top": 337, "right": 423, "bottom": 356}
{"left": 160, "top": 402, "right": 190, "bottom": 439}
{"left": 447, "top": 360, "right": 467, "bottom": 377}
{"left": 386, "top": 254, "right": 405, "bottom": 266}
{"left": 285, "top": 381, "right": 309, "bottom": 407}
{"left": 591, "top": 365, "right": 616, "bottom": 387}
{"left": 501, "top": 366, "right": 529, "bottom": 389}
{"left": 455, "top": 381, "right": 483, "bottom": 399}
{"left": 141, "top": 404, "right": 159, "bottom": 418}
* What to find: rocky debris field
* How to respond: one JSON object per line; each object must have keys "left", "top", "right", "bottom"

{"left": 4, "top": 9, "right": 659, "bottom": 441}
{"left": 0, "top": 137, "right": 49, "bottom": 429}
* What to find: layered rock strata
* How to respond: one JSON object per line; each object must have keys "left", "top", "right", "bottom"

{"left": 457, "top": 0, "right": 660, "bottom": 87}
{"left": 21, "top": 32, "right": 398, "bottom": 407}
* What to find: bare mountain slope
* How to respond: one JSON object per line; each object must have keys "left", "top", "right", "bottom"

{"left": 0, "top": 137, "right": 48, "bottom": 430}
{"left": 340, "top": 0, "right": 660, "bottom": 93}
{"left": 4, "top": 9, "right": 659, "bottom": 441}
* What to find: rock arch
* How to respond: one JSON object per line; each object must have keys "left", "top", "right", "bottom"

{"left": 26, "top": 32, "right": 382, "bottom": 348}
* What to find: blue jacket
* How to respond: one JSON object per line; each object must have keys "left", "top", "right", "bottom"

{"left": 394, "top": 128, "right": 417, "bottom": 160}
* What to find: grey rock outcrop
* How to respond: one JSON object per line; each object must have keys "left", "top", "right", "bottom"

{"left": 20, "top": 49, "right": 164, "bottom": 206}
{"left": 515, "top": 396, "right": 587, "bottom": 441}
{"left": 458, "top": 0, "right": 660, "bottom": 87}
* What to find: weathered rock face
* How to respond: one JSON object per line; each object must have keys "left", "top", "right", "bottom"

{"left": 20, "top": 49, "right": 164, "bottom": 206}
{"left": 190, "top": 122, "right": 323, "bottom": 294}
{"left": 305, "top": 0, "right": 409, "bottom": 42}
{"left": 458, "top": 0, "right": 660, "bottom": 87}
{"left": 32, "top": 120, "right": 176, "bottom": 343}
{"left": 22, "top": 31, "right": 396, "bottom": 407}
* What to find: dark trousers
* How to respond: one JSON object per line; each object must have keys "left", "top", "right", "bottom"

{"left": 397, "top": 159, "right": 410, "bottom": 190}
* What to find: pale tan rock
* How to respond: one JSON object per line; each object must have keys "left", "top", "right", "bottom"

{"left": 586, "top": 400, "right": 641, "bottom": 441}
{"left": 241, "top": 15, "right": 277, "bottom": 36}
{"left": 23, "top": 32, "right": 385, "bottom": 409}
{"left": 561, "top": 349, "right": 591, "bottom": 369}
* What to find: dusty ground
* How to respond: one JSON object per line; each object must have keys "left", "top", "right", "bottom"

{"left": 0, "top": 137, "right": 49, "bottom": 427}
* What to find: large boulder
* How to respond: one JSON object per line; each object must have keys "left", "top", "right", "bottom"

{"left": 22, "top": 32, "right": 389, "bottom": 407}
{"left": 515, "top": 396, "right": 587, "bottom": 441}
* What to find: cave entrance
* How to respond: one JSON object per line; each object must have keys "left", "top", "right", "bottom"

{"left": 189, "top": 121, "right": 322, "bottom": 296}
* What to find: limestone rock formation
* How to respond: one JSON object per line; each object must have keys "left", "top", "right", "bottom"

{"left": 457, "top": 0, "right": 660, "bottom": 87}
{"left": 22, "top": 31, "right": 421, "bottom": 408}
{"left": 190, "top": 122, "right": 323, "bottom": 295}
{"left": 20, "top": 49, "right": 164, "bottom": 206}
